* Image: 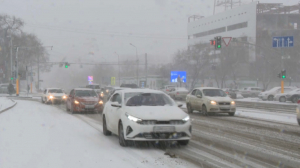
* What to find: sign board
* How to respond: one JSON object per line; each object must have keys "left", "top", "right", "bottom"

{"left": 88, "top": 76, "right": 93, "bottom": 85}
{"left": 111, "top": 77, "right": 115, "bottom": 86}
{"left": 273, "top": 36, "right": 294, "bottom": 48}
{"left": 170, "top": 71, "right": 187, "bottom": 83}
{"left": 139, "top": 80, "right": 146, "bottom": 88}
{"left": 222, "top": 37, "right": 232, "bottom": 46}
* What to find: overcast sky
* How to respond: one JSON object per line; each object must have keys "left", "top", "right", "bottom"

{"left": 0, "top": 0, "right": 298, "bottom": 87}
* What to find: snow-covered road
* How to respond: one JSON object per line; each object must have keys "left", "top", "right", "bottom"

{"left": 0, "top": 97, "right": 15, "bottom": 112}
{"left": 0, "top": 100, "right": 197, "bottom": 168}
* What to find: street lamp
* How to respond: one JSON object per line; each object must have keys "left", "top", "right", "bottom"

{"left": 115, "top": 52, "right": 120, "bottom": 86}
{"left": 130, "top": 43, "right": 139, "bottom": 85}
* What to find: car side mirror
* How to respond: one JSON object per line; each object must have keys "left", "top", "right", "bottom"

{"left": 178, "top": 104, "right": 183, "bottom": 108}
{"left": 196, "top": 95, "right": 202, "bottom": 98}
{"left": 111, "top": 102, "right": 121, "bottom": 108}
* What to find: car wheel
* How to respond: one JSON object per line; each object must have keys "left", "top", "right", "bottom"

{"left": 292, "top": 96, "right": 299, "bottom": 103}
{"left": 202, "top": 105, "right": 209, "bottom": 116}
{"left": 177, "top": 140, "right": 189, "bottom": 146}
{"left": 41, "top": 97, "right": 44, "bottom": 103}
{"left": 297, "top": 119, "right": 300, "bottom": 126}
{"left": 119, "top": 122, "right": 128, "bottom": 147}
{"left": 268, "top": 95, "right": 274, "bottom": 101}
{"left": 103, "top": 116, "right": 112, "bottom": 136}
{"left": 251, "top": 93, "right": 256, "bottom": 97}
{"left": 279, "top": 96, "right": 286, "bottom": 102}
{"left": 187, "top": 104, "right": 193, "bottom": 113}
{"left": 228, "top": 112, "right": 235, "bottom": 116}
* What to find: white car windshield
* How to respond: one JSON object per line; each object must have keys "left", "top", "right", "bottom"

{"left": 203, "top": 89, "right": 227, "bottom": 97}
{"left": 48, "top": 89, "right": 63, "bottom": 93}
{"left": 125, "top": 93, "right": 174, "bottom": 106}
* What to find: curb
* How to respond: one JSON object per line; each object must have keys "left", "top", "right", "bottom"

{"left": 0, "top": 98, "right": 17, "bottom": 114}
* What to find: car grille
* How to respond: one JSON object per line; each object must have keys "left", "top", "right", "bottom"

{"left": 135, "top": 132, "right": 187, "bottom": 139}
{"left": 219, "top": 102, "right": 230, "bottom": 105}
{"left": 54, "top": 96, "right": 62, "bottom": 99}
{"left": 82, "top": 101, "right": 97, "bottom": 105}
{"left": 139, "top": 120, "right": 184, "bottom": 125}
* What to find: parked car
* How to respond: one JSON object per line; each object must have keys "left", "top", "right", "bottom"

{"left": 66, "top": 88, "right": 104, "bottom": 114}
{"left": 285, "top": 89, "right": 300, "bottom": 103}
{"left": 222, "top": 88, "right": 237, "bottom": 99}
{"left": 102, "top": 89, "right": 191, "bottom": 146}
{"left": 120, "top": 83, "right": 138, "bottom": 88}
{"left": 86, "top": 84, "right": 101, "bottom": 94}
{"left": 186, "top": 87, "right": 236, "bottom": 116}
{"left": 258, "top": 87, "right": 296, "bottom": 101}
{"left": 296, "top": 100, "right": 300, "bottom": 126}
{"left": 240, "top": 87, "right": 263, "bottom": 98}
{"left": 168, "top": 87, "right": 189, "bottom": 100}
{"left": 41, "top": 88, "right": 67, "bottom": 104}
{"left": 160, "top": 85, "right": 176, "bottom": 93}
{"left": 274, "top": 88, "right": 300, "bottom": 102}
{"left": 0, "top": 83, "right": 16, "bottom": 94}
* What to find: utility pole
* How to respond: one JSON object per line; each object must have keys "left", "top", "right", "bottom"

{"left": 130, "top": 43, "right": 139, "bottom": 85}
{"left": 10, "top": 34, "right": 12, "bottom": 82}
{"left": 15, "top": 47, "right": 19, "bottom": 96}
{"left": 115, "top": 52, "right": 120, "bottom": 86}
{"left": 145, "top": 53, "right": 147, "bottom": 88}
{"left": 37, "top": 53, "right": 40, "bottom": 91}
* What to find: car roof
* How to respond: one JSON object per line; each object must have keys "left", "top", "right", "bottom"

{"left": 117, "top": 89, "right": 163, "bottom": 94}
{"left": 194, "top": 87, "right": 220, "bottom": 90}
{"left": 74, "top": 88, "right": 94, "bottom": 91}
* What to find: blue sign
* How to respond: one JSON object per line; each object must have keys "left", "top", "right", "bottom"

{"left": 171, "top": 71, "right": 187, "bottom": 83}
{"left": 273, "top": 36, "right": 294, "bottom": 48}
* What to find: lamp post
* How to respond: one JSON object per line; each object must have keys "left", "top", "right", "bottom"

{"left": 114, "top": 52, "right": 120, "bottom": 86}
{"left": 130, "top": 43, "right": 139, "bottom": 85}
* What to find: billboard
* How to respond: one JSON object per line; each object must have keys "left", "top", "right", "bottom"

{"left": 170, "top": 71, "right": 186, "bottom": 83}
{"left": 88, "top": 76, "right": 93, "bottom": 84}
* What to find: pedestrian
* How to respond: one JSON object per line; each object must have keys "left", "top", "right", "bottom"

{"left": 7, "top": 82, "right": 15, "bottom": 95}
{"left": 27, "top": 85, "right": 30, "bottom": 93}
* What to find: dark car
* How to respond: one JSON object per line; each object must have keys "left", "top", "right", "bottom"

{"left": 222, "top": 88, "right": 237, "bottom": 99}
{"left": 120, "top": 83, "right": 138, "bottom": 88}
{"left": 66, "top": 88, "right": 104, "bottom": 114}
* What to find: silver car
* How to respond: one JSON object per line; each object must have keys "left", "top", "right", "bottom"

{"left": 168, "top": 87, "right": 189, "bottom": 100}
{"left": 296, "top": 102, "right": 300, "bottom": 126}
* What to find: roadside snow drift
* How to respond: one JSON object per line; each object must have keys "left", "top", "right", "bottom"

{"left": 0, "top": 97, "right": 15, "bottom": 112}
{"left": 0, "top": 100, "right": 196, "bottom": 168}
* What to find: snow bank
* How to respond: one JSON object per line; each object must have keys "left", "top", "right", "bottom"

{"left": 0, "top": 97, "right": 15, "bottom": 112}
{"left": 0, "top": 100, "right": 197, "bottom": 168}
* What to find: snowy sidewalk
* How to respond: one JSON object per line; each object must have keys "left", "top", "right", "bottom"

{"left": 0, "top": 100, "right": 197, "bottom": 168}
{"left": 0, "top": 97, "right": 16, "bottom": 112}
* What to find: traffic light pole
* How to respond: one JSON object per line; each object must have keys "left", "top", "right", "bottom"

{"left": 281, "top": 80, "right": 284, "bottom": 93}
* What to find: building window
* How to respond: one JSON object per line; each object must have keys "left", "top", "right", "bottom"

{"left": 193, "top": 26, "right": 226, "bottom": 38}
{"left": 227, "top": 22, "right": 248, "bottom": 31}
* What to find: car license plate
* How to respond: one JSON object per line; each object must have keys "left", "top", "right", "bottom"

{"left": 220, "top": 106, "right": 231, "bottom": 110}
{"left": 85, "top": 105, "right": 94, "bottom": 109}
{"left": 153, "top": 126, "right": 175, "bottom": 132}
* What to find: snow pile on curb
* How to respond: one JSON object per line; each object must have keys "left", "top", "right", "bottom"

{"left": 0, "top": 97, "right": 16, "bottom": 112}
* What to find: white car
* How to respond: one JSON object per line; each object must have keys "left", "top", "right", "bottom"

{"left": 274, "top": 88, "right": 300, "bottom": 102}
{"left": 160, "top": 85, "right": 176, "bottom": 93}
{"left": 102, "top": 89, "right": 191, "bottom": 147}
{"left": 168, "top": 87, "right": 189, "bottom": 100}
{"left": 41, "top": 88, "right": 67, "bottom": 104}
{"left": 186, "top": 87, "right": 236, "bottom": 116}
{"left": 258, "top": 87, "right": 296, "bottom": 101}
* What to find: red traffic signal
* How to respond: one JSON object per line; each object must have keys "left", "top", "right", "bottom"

{"left": 210, "top": 40, "right": 216, "bottom": 46}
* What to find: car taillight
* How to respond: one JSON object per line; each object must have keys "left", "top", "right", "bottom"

{"left": 297, "top": 100, "right": 300, "bottom": 104}
{"left": 166, "top": 89, "right": 169, "bottom": 91}
{"left": 177, "top": 92, "right": 179, "bottom": 95}
{"left": 226, "top": 92, "right": 229, "bottom": 94}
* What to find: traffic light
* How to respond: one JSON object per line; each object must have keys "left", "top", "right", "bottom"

{"left": 282, "top": 69, "right": 286, "bottom": 79}
{"left": 215, "top": 36, "right": 222, "bottom": 49}
{"left": 65, "top": 62, "right": 70, "bottom": 68}
{"left": 11, "top": 77, "right": 13, "bottom": 80}
{"left": 210, "top": 40, "right": 216, "bottom": 46}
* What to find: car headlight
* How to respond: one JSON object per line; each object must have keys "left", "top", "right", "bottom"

{"left": 182, "top": 116, "right": 190, "bottom": 122}
{"left": 74, "top": 100, "right": 79, "bottom": 104}
{"left": 49, "top": 95, "right": 54, "bottom": 99}
{"left": 106, "top": 90, "right": 109, "bottom": 93}
{"left": 125, "top": 113, "right": 142, "bottom": 122}
{"left": 63, "top": 95, "right": 67, "bottom": 99}
{"left": 99, "top": 100, "right": 103, "bottom": 105}
{"left": 231, "top": 101, "right": 235, "bottom": 105}
{"left": 210, "top": 100, "right": 217, "bottom": 105}
{"left": 100, "top": 93, "right": 104, "bottom": 97}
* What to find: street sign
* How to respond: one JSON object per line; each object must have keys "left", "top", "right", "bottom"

{"left": 273, "top": 36, "right": 294, "bottom": 48}
{"left": 139, "top": 81, "right": 146, "bottom": 88}
{"left": 111, "top": 77, "right": 115, "bottom": 86}
{"left": 222, "top": 37, "right": 232, "bottom": 46}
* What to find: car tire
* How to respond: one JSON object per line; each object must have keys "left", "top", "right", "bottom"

{"left": 187, "top": 104, "right": 193, "bottom": 113}
{"left": 103, "top": 116, "right": 112, "bottom": 136}
{"left": 279, "top": 96, "right": 286, "bottom": 102}
{"left": 119, "top": 122, "right": 128, "bottom": 147}
{"left": 228, "top": 112, "right": 235, "bottom": 116}
{"left": 292, "top": 96, "right": 299, "bottom": 103}
{"left": 268, "top": 95, "right": 274, "bottom": 101}
{"left": 202, "top": 105, "right": 209, "bottom": 116}
{"left": 251, "top": 93, "right": 256, "bottom": 97}
{"left": 297, "top": 119, "right": 300, "bottom": 126}
{"left": 41, "top": 97, "right": 44, "bottom": 103}
{"left": 177, "top": 140, "right": 189, "bottom": 146}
